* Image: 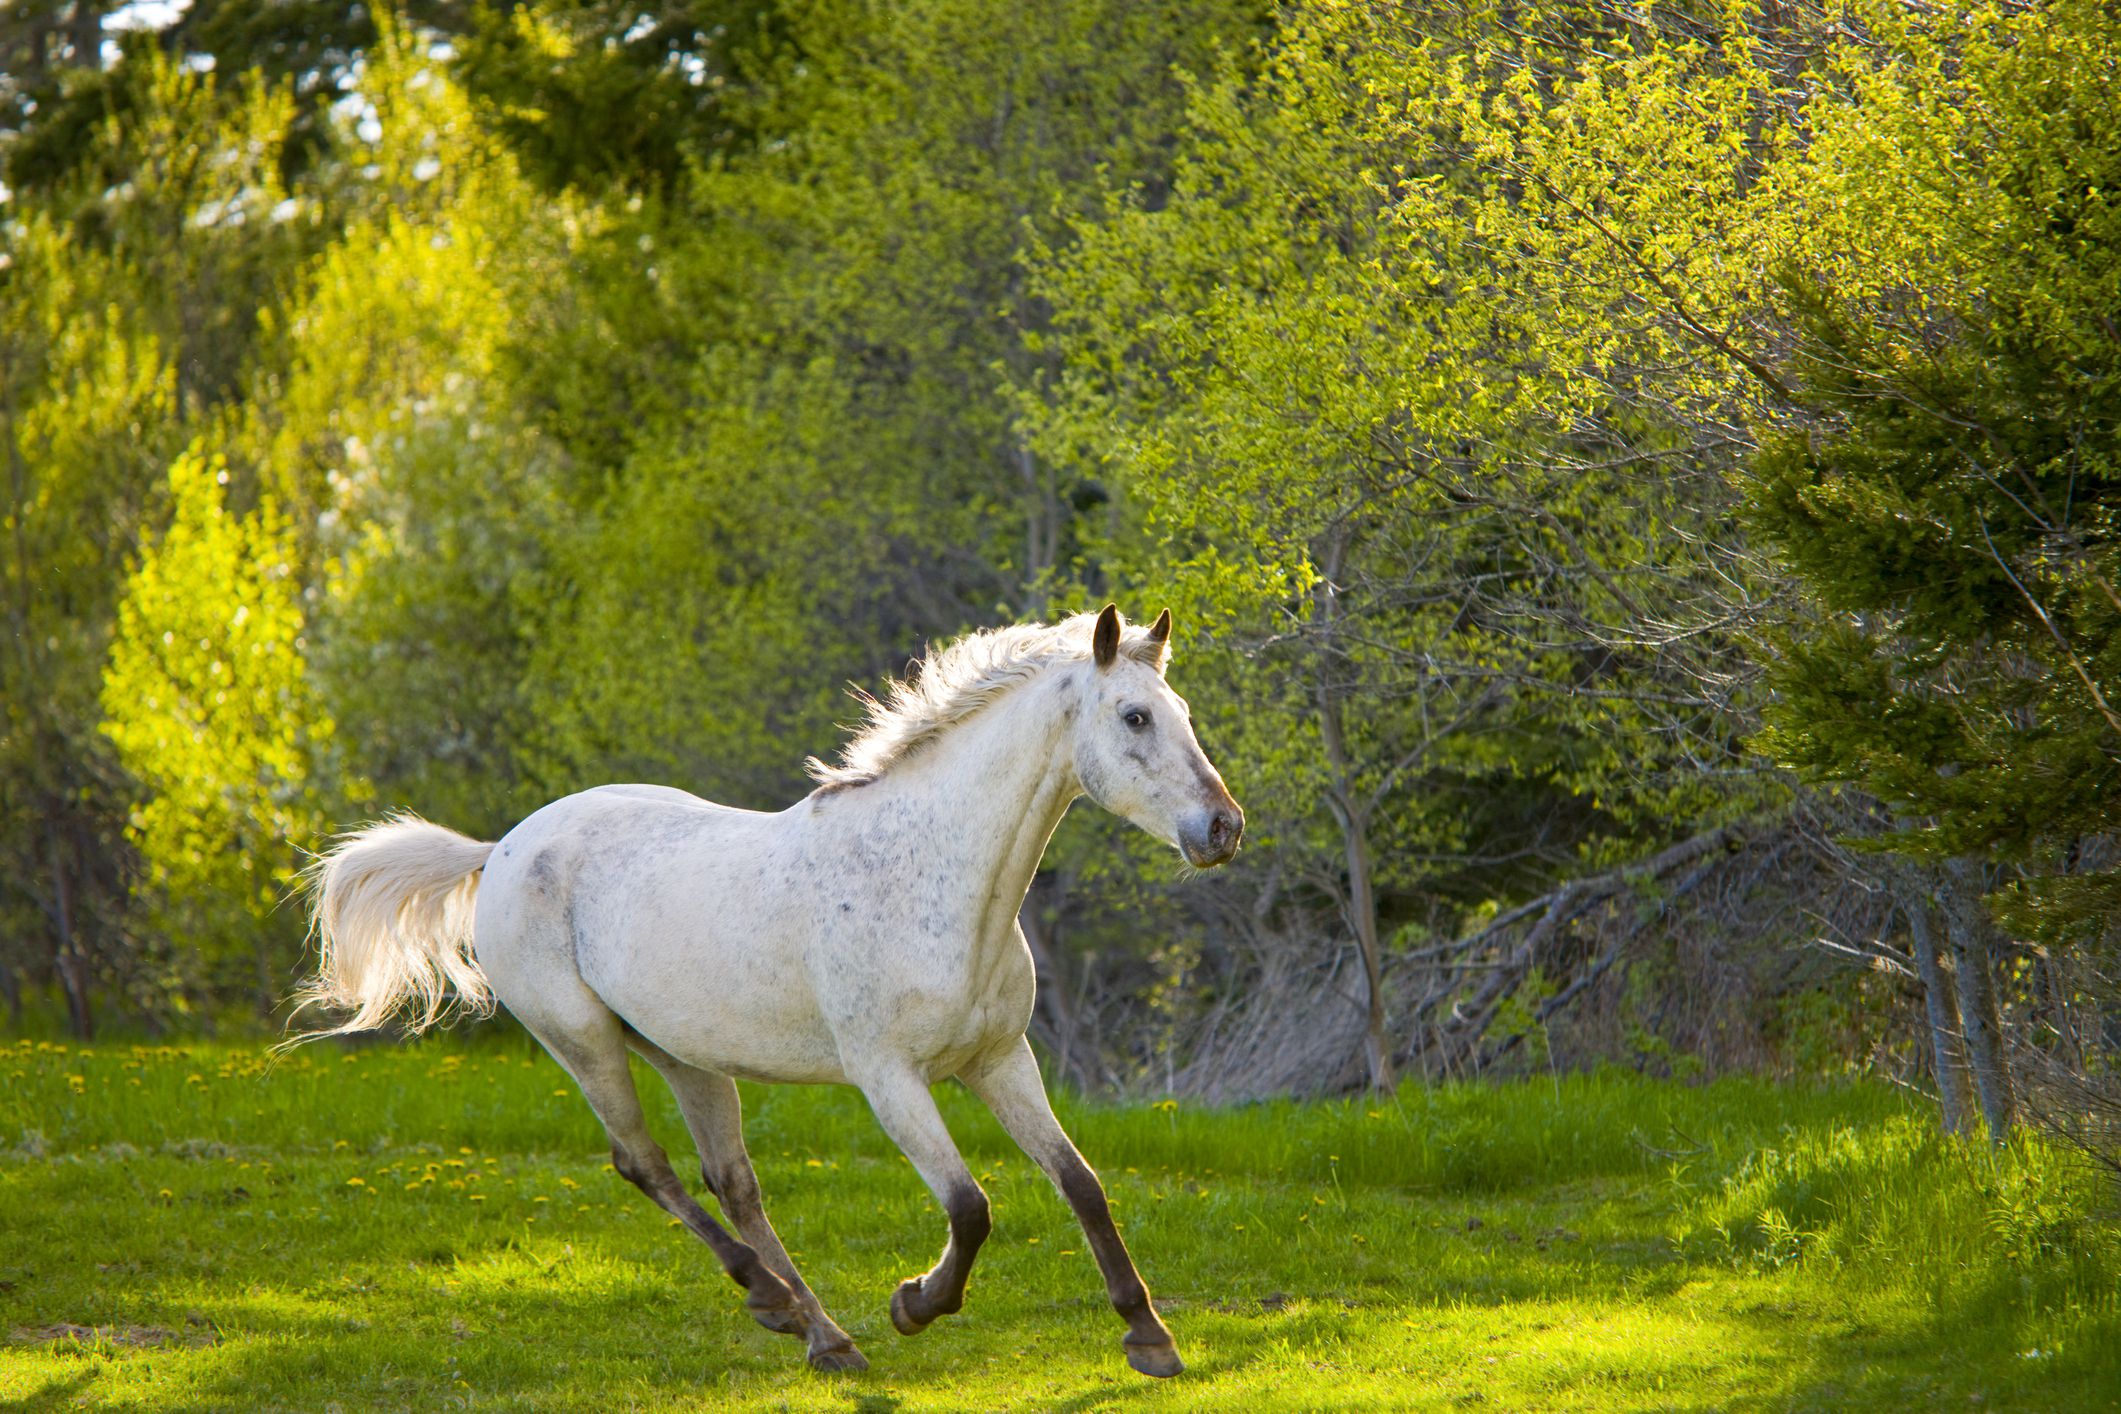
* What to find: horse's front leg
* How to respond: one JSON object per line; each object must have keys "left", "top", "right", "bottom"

{"left": 963, "top": 1037, "right": 1182, "bottom": 1377}
{"left": 854, "top": 1066, "right": 991, "bottom": 1336}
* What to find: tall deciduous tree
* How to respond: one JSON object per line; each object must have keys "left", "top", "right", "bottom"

{"left": 102, "top": 450, "right": 339, "bottom": 1017}
{"left": 1026, "top": 0, "right": 1800, "bottom": 1088}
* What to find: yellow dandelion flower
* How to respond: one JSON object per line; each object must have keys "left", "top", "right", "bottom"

{"left": 468, "top": 1194, "right": 486, "bottom": 1203}
{"left": 346, "top": 1177, "right": 367, "bottom": 1188}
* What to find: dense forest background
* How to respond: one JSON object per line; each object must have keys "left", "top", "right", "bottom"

{"left": 3, "top": 0, "right": 2116, "bottom": 1141}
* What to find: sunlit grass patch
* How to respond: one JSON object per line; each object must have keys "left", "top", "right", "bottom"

{"left": 2, "top": 1035, "right": 2117, "bottom": 1411}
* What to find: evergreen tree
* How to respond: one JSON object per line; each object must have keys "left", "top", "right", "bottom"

{"left": 1747, "top": 0, "right": 2121, "bottom": 1135}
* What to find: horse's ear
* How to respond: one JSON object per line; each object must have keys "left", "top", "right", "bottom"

{"left": 1146, "top": 607, "right": 1172, "bottom": 650}
{"left": 1092, "top": 603, "right": 1122, "bottom": 669}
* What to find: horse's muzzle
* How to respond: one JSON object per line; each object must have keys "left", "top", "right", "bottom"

{"left": 1180, "top": 800, "right": 1245, "bottom": 868}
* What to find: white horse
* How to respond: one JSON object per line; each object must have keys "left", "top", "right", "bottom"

{"left": 295, "top": 605, "right": 1243, "bottom": 1378}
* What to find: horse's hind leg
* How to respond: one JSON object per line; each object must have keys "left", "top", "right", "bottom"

{"left": 518, "top": 1006, "right": 804, "bottom": 1339}
{"left": 627, "top": 1035, "right": 867, "bottom": 1373}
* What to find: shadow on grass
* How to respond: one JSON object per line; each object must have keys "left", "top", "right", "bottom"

{"left": 841, "top": 1394, "right": 905, "bottom": 1414}
{"left": 1745, "top": 1265, "right": 2121, "bottom": 1414}
{"left": 7, "top": 1370, "right": 97, "bottom": 1412}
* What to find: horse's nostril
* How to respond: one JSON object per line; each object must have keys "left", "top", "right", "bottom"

{"left": 1209, "top": 814, "right": 1230, "bottom": 847}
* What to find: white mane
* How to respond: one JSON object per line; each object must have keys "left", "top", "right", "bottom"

{"left": 806, "top": 611, "right": 1168, "bottom": 790}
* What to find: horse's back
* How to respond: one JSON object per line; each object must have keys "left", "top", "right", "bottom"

{"left": 484, "top": 782, "right": 756, "bottom": 883}
{"left": 474, "top": 784, "right": 836, "bottom": 1079}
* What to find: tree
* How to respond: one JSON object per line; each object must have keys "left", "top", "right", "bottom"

{"left": 518, "top": 0, "right": 1257, "bottom": 810}
{"left": 240, "top": 23, "right": 574, "bottom": 838}
{"left": 0, "top": 213, "right": 168, "bottom": 1032}
{"left": 0, "top": 64, "right": 230, "bottom": 1031}
{"left": 101, "top": 450, "right": 339, "bottom": 1017}
{"left": 1747, "top": 0, "right": 2121, "bottom": 1138}
{"left": 0, "top": 45, "right": 311, "bottom": 1030}
{"left": 1025, "top": 0, "right": 1803, "bottom": 1089}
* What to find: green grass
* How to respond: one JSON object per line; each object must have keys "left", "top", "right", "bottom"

{"left": 2, "top": 1033, "right": 2117, "bottom": 1411}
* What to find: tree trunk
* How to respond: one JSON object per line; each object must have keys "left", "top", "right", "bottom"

{"left": 67, "top": 0, "right": 102, "bottom": 66}
{"left": 255, "top": 930, "right": 278, "bottom": 1023}
{"left": 1937, "top": 856, "right": 2015, "bottom": 1142}
{"left": 1901, "top": 890, "right": 1971, "bottom": 1136}
{"left": 48, "top": 822, "right": 93, "bottom": 1040}
{"left": 1313, "top": 530, "right": 1393, "bottom": 1093}
{"left": 1316, "top": 681, "right": 1392, "bottom": 1092}
{"left": 1333, "top": 789, "right": 1393, "bottom": 1093}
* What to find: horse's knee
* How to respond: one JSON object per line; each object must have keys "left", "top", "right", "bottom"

{"left": 612, "top": 1140, "right": 688, "bottom": 1207}
{"left": 705, "top": 1160, "right": 764, "bottom": 1219}
{"left": 610, "top": 1141, "right": 653, "bottom": 1189}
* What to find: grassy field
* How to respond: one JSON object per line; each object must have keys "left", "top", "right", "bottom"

{"left": 2, "top": 1032, "right": 2117, "bottom": 1412}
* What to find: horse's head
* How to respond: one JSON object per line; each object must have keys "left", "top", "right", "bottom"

{"left": 1070, "top": 604, "right": 1244, "bottom": 868}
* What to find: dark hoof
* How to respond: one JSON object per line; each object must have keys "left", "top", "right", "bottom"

{"left": 1125, "top": 1339, "right": 1184, "bottom": 1378}
{"left": 889, "top": 1278, "right": 931, "bottom": 1336}
{"left": 809, "top": 1342, "right": 869, "bottom": 1373}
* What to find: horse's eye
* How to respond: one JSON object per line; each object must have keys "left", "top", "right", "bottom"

{"left": 1123, "top": 708, "right": 1149, "bottom": 731}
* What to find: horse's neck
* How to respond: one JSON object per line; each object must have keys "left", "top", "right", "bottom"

{"left": 868, "top": 672, "right": 1079, "bottom": 936}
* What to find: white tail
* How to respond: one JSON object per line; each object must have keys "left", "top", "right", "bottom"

{"left": 291, "top": 812, "right": 498, "bottom": 1039}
